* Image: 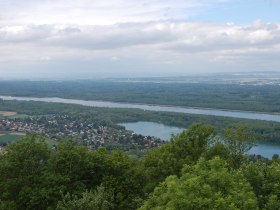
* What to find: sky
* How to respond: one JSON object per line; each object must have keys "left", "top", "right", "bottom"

{"left": 0, "top": 0, "right": 280, "bottom": 79}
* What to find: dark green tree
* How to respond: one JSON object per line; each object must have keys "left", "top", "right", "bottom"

{"left": 0, "top": 135, "right": 51, "bottom": 209}
{"left": 242, "top": 161, "right": 280, "bottom": 209}
{"left": 101, "top": 150, "right": 146, "bottom": 210}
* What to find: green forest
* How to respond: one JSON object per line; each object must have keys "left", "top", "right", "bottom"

{"left": 1, "top": 81, "right": 280, "bottom": 112}
{"left": 1, "top": 124, "right": 280, "bottom": 210}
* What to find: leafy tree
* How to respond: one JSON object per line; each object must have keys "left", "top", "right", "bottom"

{"left": 203, "top": 142, "right": 230, "bottom": 161}
{"left": 143, "top": 123, "right": 215, "bottom": 192}
{"left": 272, "top": 154, "right": 279, "bottom": 160}
{"left": 0, "top": 124, "right": 274, "bottom": 210}
{"left": 102, "top": 151, "right": 146, "bottom": 210}
{"left": 0, "top": 135, "right": 51, "bottom": 210}
{"left": 49, "top": 140, "right": 107, "bottom": 194}
{"left": 264, "top": 195, "right": 280, "bottom": 210}
{"left": 140, "top": 157, "right": 258, "bottom": 210}
{"left": 242, "top": 161, "right": 280, "bottom": 209}
{"left": 224, "top": 125, "right": 256, "bottom": 155}
{"left": 223, "top": 125, "right": 258, "bottom": 168}
{"left": 56, "top": 185, "right": 114, "bottom": 210}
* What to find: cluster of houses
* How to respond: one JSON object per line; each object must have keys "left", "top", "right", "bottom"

{"left": 0, "top": 114, "right": 164, "bottom": 150}
{"left": 0, "top": 119, "right": 44, "bottom": 134}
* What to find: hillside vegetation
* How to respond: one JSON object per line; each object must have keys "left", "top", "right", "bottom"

{"left": 1, "top": 124, "right": 280, "bottom": 210}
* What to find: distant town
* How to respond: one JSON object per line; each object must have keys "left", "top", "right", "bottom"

{"left": 112, "top": 72, "right": 280, "bottom": 86}
{"left": 0, "top": 114, "right": 164, "bottom": 151}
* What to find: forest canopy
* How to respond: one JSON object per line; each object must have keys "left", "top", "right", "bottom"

{"left": 1, "top": 124, "right": 280, "bottom": 210}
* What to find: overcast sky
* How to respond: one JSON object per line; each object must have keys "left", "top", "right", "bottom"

{"left": 0, "top": 0, "right": 280, "bottom": 79}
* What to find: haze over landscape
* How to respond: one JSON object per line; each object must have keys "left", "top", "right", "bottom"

{"left": 1, "top": 0, "right": 280, "bottom": 79}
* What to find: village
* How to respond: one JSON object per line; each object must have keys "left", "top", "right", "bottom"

{"left": 0, "top": 114, "right": 164, "bottom": 151}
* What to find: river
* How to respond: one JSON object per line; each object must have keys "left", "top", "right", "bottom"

{"left": 1, "top": 95, "right": 280, "bottom": 158}
{"left": 1, "top": 95, "right": 280, "bottom": 122}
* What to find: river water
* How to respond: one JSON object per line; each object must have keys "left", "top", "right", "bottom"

{"left": 1, "top": 95, "right": 280, "bottom": 158}
{"left": 120, "top": 121, "right": 280, "bottom": 159}
{"left": 119, "top": 121, "right": 185, "bottom": 140}
{"left": 1, "top": 95, "right": 280, "bottom": 122}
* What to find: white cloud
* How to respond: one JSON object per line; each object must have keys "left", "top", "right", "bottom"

{"left": 0, "top": 21, "right": 280, "bottom": 64}
{"left": 39, "top": 56, "right": 52, "bottom": 61}
{"left": 0, "top": 0, "right": 279, "bottom": 78}
{"left": 111, "top": 56, "right": 120, "bottom": 61}
{"left": 0, "top": 0, "right": 229, "bottom": 26}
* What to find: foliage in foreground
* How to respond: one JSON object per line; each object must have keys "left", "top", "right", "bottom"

{"left": 1, "top": 124, "right": 280, "bottom": 210}
{"left": 56, "top": 186, "right": 114, "bottom": 210}
{"left": 140, "top": 157, "right": 258, "bottom": 210}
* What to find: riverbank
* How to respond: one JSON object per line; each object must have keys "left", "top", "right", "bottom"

{"left": 1, "top": 96, "right": 280, "bottom": 122}
{"left": 1, "top": 98, "right": 280, "bottom": 143}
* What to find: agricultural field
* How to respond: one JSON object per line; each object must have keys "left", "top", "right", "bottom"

{"left": 0, "top": 112, "right": 29, "bottom": 145}
{"left": 0, "top": 111, "right": 28, "bottom": 119}
{"left": 0, "top": 132, "right": 25, "bottom": 145}
{"left": 0, "top": 111, "right": 17, "bottom": 117}
{"left": 0, "top": 131, "right": 57, "bottom": 146}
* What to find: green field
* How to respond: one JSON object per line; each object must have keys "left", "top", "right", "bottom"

{"left": 0, "top": 132, "right": 57, "bottom": 146}
{"left": 0, "top": 133, "right": 23, "bottom": 145}
{"left": 7, "top": 114, "right": 29, "bottom": 119}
